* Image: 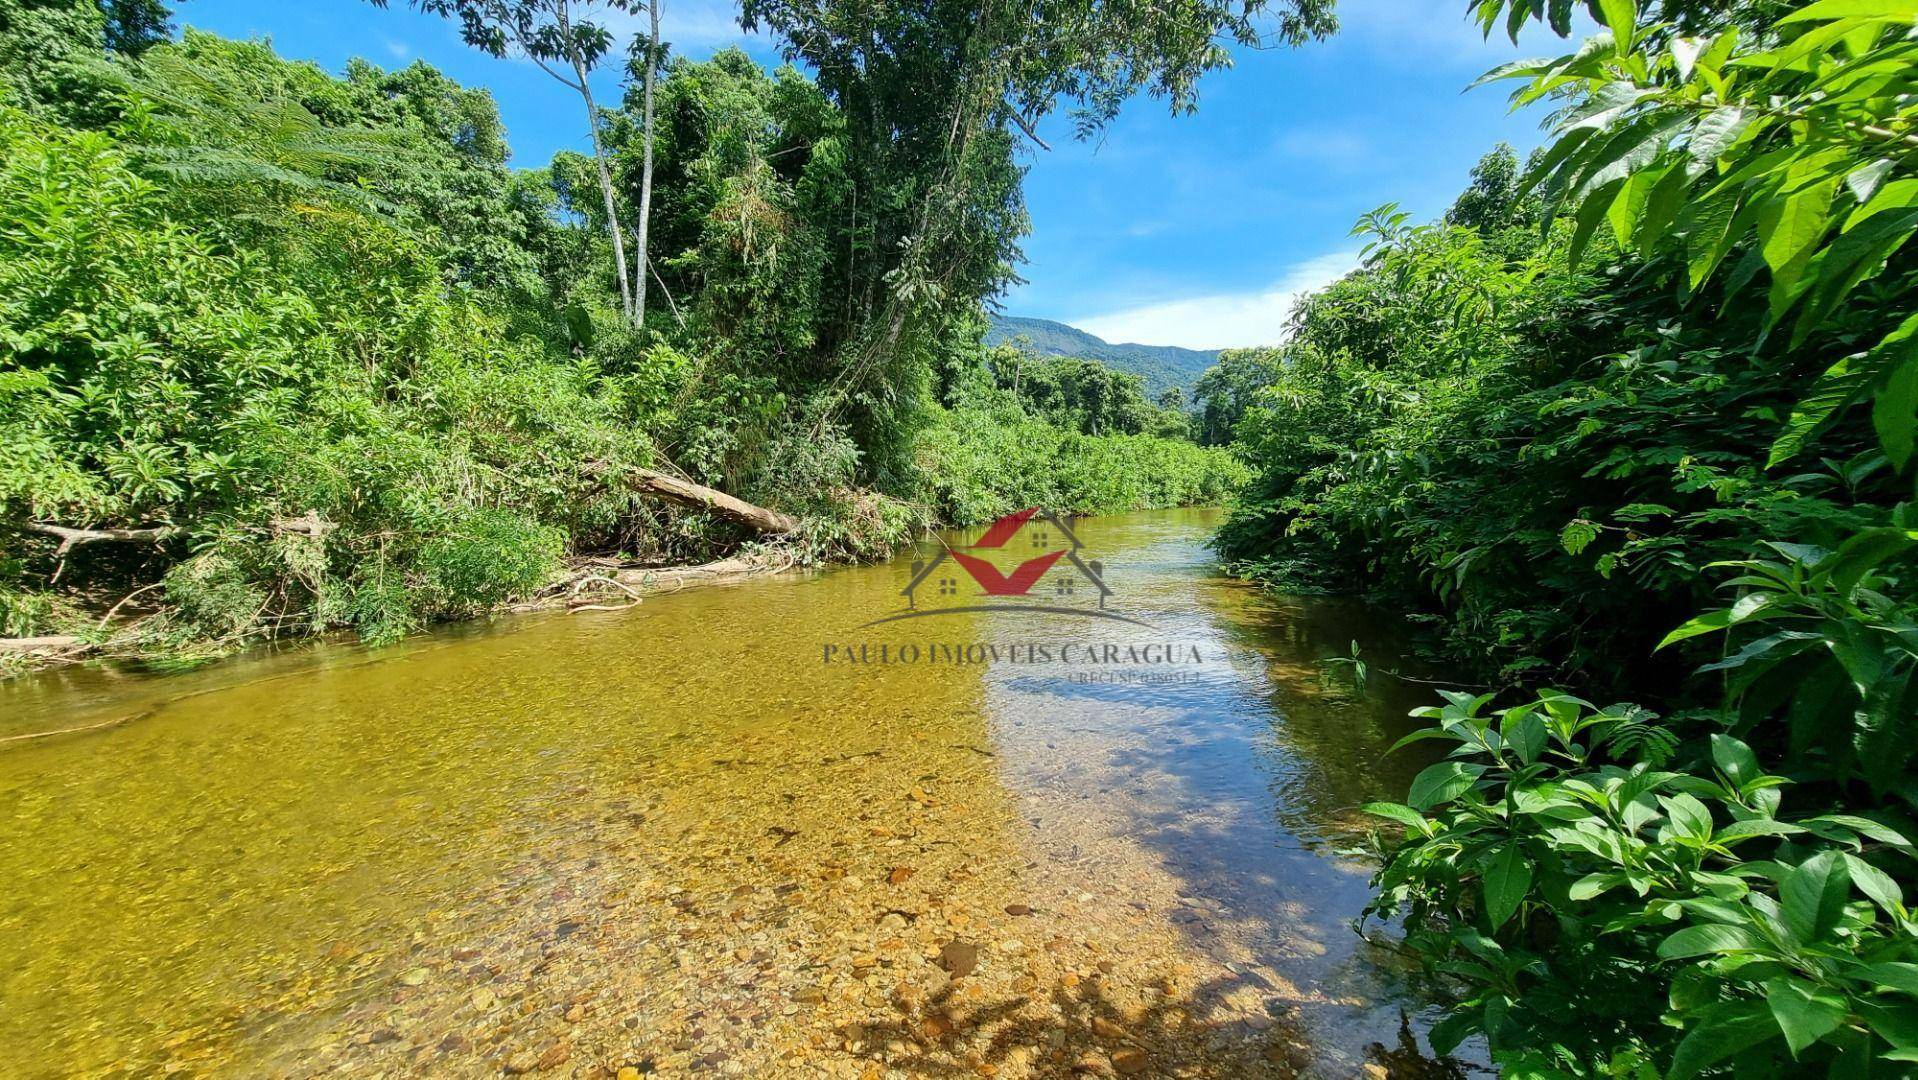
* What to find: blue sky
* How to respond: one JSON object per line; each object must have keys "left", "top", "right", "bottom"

{"left": 175, "top": 0, "right": 1582, "bottom": 348}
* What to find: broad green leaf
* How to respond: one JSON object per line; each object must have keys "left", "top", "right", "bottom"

{"left": 1716, "top": 818, "right": 1806, "bottom": 842}
{"left": 1503, "top": 710, "right": 1548, "bottom": 765}
{"left": 1686, "top": 106, "right": 1750, "bottom": 165}
{"left": 1781, "top": 850, "right": 1851, "bottom": 945}
{"left": 1858, "top": 998, "right": 1918, "bottom": 1051}
{"left": 1874, "top": 351, "right": 1918, "bottom": 468}
{"left": 1668, "top": 1001, "right": 1783, "bottom": 1079}
{"left": 1593, "top": 0, "right": 1635, "bottom": 50}
{"left": 1729, "top": 592, "right": 1778, "bottom": 624}
{"left": 1360, "top": 802, "right": 1433, "bottom": 834}
{"left": 1859, "top": 962, "right": 1918, "bottom": 997}
{"left": 1409, "top": 761, "right": 1485, "bottom": 811}
{"left": 1684, "top": 193, "right": 1743, "bottom": 291}
{"left": 1636, "top": 162, "right": 1694, "bottom": 256}
{"left": 1814, "top": 814, "right": 1915, "bottom": 848}
{"left": 1658, "top": 922, "right": 1762, "bottom": 959}
{"left": 1790, "top": 206, "right": 1918, "bottom": 342}
{"left": 1569, "top": 871, "right": 1626, "bottom": 900}
{"left": 1386, "top": 727, "right": 1467, "bottom": 754}
{"left": 1483, "top": 844, "right": 1532, "bottom": 930}
{"left": 1548, "top": 0, "right": 1574, "bottom": 35}
{"left": 1659, "top": 792, "right": 1715, "bottom": 842}
{"left": 1658, "top": 608, "right": 1732, "bottom": 649}
{"left": 1757, "top": 178, "right": 1837, "bottom": 305}
{"left": 1780, "top": 0, "right": 1918, "bottom": 22}
{"left": 1711, "top": 734, "right": 1760, "bottom": 788}
{"left": 1765, "top": 978, "right": 1847, "bottom": 1056}
{"left": 1844, "top": 854, "right": 1905, "bottom": 916}
{"left": 1570, "top": 177, "right": 1627, "bottom": 270}
{"left": 1846, "top": 178, "right": 1918, "bottom": 232}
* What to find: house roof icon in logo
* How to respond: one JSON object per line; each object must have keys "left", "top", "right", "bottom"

{"left": 902, "top": 508, "right": 1113, "bottom": 610}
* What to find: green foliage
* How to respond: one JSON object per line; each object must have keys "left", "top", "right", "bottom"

{"left": 417, "top": 508, "right": 566, "bottom": 615}
{"left": 0, "top": 0, "right": 129, "bottom": 123}
{"left": 1472, "top": 0, "right": 1918, "bottom": 468}
{"left": 917, "top": 389, "right": 1245, "bottom": 525}
{"left": 0, "top": 93, "right": 637, "bottom": 655}
{"left": 984, "top": 348, "right": 1179, "bottom": 437}
{"left": 1367, "top": 692, "right": 1918, "bottom": 1076}
{"left": 1216, "top": 132, "right": 1909, "bottom": 682}
{"left": 985, "top": 315, "right": 1221, "bottom": 401}
{"left": 1, "top": 17, "right": 1237, "bottom": 668}
{"left": 1660, "top": 521, "right": 1918, "bottom": 796}
{"left": 1270, "top": 1, "right": 1918, "bottom": 1074}
{"left": 1191, "top": 347, "right": 1286, "bottom": 446}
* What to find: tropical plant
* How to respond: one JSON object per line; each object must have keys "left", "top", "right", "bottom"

{"left": 1366, "top": 691, "right": 1918, "bottom": 1076}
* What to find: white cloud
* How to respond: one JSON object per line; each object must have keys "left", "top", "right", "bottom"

{"left": 1070, "top": 250, "right": 1359, "bottom": 350}
{"left": 383, "top": 38, "right": 412, "bottom": 60}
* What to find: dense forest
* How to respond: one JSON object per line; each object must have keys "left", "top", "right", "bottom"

{"left": 1199, "top": 0, "right": 1918, "bottom": 1074}
{"left": 0, "top": 0, "right": 1252, "bottom": 667}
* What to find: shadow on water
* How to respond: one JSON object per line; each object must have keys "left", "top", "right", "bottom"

{"left": 846, "top": 969, "right": 1470, "bottom": 1079}
{"left": 977, "top": 509, "right": 1469, "bottom": 1074}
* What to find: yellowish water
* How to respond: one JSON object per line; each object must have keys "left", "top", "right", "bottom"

{"left": 0, "top": 509, "right": 1453, "bottom": 1078}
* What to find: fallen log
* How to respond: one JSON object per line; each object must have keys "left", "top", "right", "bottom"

{"left": 629, "top": 469, "right": 798, "bottom": 534}
{"left": 269, "top": 511, "right": 336, "bottom": 539}
{"left": 518, "top": 554, "right": 789, "bottom": 615}
{"left": 25, "top": 522, "right": 180, "bottom": 555}
{"left": 0, "top": 635, "right": 86, "bottom": 654}
{"left": 610, "top": 555, "right": 775, "bottom": 591}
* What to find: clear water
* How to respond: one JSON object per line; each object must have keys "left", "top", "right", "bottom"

{"left": 0, "top": 508, "right": 1456, "bottom": 1077}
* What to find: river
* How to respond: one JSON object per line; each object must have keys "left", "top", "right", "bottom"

{"left": 0, "top": 508, "right": 1461, "bottom": 1078}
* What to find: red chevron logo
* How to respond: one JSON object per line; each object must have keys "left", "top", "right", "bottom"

{"left": 948, "top": 549, "right": 1065, "bottom": 596}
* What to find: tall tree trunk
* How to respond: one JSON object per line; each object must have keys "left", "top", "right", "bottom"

{"left": 580, "top": 70, "right": 634, "bottom": 322}
{"left": 632, "top": 0, "right": 660, "bottom": 328}
{"left": 556, "top": 0, "right": 634, "bottom": 322}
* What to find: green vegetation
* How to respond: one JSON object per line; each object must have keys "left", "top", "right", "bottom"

{"left": 922, "top": 346, "right": 1245, "bottom": 523}
{"left": 985, "top": 314, "right": 1222, "bottom": 400}
{"left": 1206, "top": 0, "right": 1918, "bottom": 1073}
{"left": 0, "top": 0, "right": 1260, "bottom": 667}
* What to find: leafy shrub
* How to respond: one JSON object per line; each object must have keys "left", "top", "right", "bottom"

{"left": 1296, "top": 2, "right": 1918, "bottom": 1074}
{"left": 160, "top": 549, "right": 265, "bottom": 639}
{"left": 917, "top": 399, "right": 1245, "bottom": 525}
{"left": 1661, "top": 524, "right": 1918, "bottom": 797}
{"left": 415, "top": 508, "right": 564, "bottom": 615}
{"left": 1366, "top": 692, "right": 1918, "bottom": 1076}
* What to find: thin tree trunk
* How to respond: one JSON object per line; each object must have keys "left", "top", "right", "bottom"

{"left": 580, "top": 73, "right": 634, "bottom": 321}
{"left": 556, "top": 0, "right": 634, "bottom": 322}
{"left": 633, "top": 0, "right": 660, "bottom": 327}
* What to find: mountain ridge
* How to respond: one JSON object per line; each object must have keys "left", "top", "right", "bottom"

{"left": 984, "top": 315, "right": 1220, "bottom": 400}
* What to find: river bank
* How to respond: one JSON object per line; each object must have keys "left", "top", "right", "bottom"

{"left": 0, "top": 550, "right": 795, "bottom": 690}
{"left": 0, "top": 509, "right": 1460, "bottom": 1078}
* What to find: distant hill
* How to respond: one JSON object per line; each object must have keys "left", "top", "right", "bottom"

{"left": 984, "top": 315, "right": 1220, "bottom": 401}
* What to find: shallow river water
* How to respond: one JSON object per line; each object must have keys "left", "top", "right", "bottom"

{"left": 0, "top": 508, "right": 1463, "bottom": 1078}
